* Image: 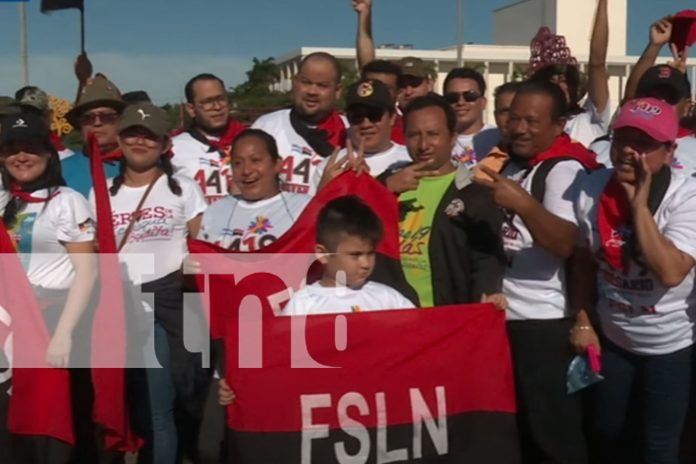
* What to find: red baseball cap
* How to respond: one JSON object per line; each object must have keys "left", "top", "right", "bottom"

{"left": 670, "top": 10, "right": 696, "bottom": 52}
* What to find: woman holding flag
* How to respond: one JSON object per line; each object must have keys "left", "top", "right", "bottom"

{"left": 91, "top": 102, "right": 207, "bottom": 464}
{"left": 0, "top": 112, "right": 97, "bottom": 462}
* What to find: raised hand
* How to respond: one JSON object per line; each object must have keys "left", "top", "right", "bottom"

{"left": 352, "top": 0, "right": 372, "bottom": 15}
{"left": 650, "top": 17, "right": 673, "bottom": 47}
{"left": 74, "top": 52, "right": 93, "bottom": 84}
{"left": 668, "top": 44, "right": 689, "bottom": 74}
{"left": 473, "top": 165, "right": 534, "bottom": 213}
{"left": 619, "top": 152, "right": 652, "bottom": 210}
{"left": 385, "top": 159, "right": 439, "bottom": 194}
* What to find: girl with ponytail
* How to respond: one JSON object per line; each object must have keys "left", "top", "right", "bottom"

{"left": 90, "top": 103, "right": 206, "bottom": 464}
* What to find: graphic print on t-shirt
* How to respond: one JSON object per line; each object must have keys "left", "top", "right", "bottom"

{"left": 113, "top": 206, "right": 176, "bottom": 245}
{"left": 8, "top": 212, "right": 37, "bottom": 255}
{"left": 217, "top": 215, "right": 279, "bottom": 251}
{"left": 193, "top": 155, "right": 232, "bottom": 204}
{"left": 280, "top": 145, "right": 323, "bottom": 194}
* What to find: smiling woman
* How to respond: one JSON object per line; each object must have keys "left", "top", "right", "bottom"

{"left": 198, "top": 128, "right": 311, "bottom": 252}
{"left": 0, "top": 112, "right": 98, "bottom": 462}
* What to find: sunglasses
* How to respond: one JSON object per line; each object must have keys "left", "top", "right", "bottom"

{"left": 347, "top": 107, "right": 386, "bottom": 125}
{"left": 398, "top": 75, "right": 425, "bottom": 89}
{"left": 444, "top": 91, "right": 482, "bottom": 104}
{"left": 79, "top": 111, "right": 120, "bottom": 126}
{"left": 611, "top": 133, "right": 668, "bottom": 153}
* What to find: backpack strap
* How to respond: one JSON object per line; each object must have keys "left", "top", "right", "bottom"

{"left": 529, "top": 157, "right": 578, "bottom": 203}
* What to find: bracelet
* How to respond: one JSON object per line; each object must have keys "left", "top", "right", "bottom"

{"left": 571, "top": 325, "right": 593, "bottom": 332}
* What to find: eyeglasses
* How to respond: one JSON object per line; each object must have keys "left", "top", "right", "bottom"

{"left": 79, "top": 112, "right": 120, "bottom": 126}
{"left": 444, "top": 91, "right": 482, "bottom": 104}
{"left": 398, "top": 76, "right": 425, "bottom": 89}
{"left": 196, "top": 95, "right": 229, "bottom": 110}
{"left": 347, "top": 107, "right": 387, "bottom": 125}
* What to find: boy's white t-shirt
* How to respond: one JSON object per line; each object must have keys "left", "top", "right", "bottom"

{"left": 282, "top": 281, "right": 415, "bottom": 316}
{"left": 7, "top": 187, "right": 95, "bottom": 290}
{"left": 90, "top": 175, "right": 207, "bottom": 284}
{"left": 575, "top": 168, "right": 696, "bottom": 355}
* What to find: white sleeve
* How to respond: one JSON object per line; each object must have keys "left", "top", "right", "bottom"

{"left": 251, "top": 114, "right": 271, "bottom": 131}
{"left": 55, "top": 191, "right": 95, "bottom": 243}
{"left": 542, "top": 162, "right": 588, "bottom": 224}
{"left": 583, "top": 97, "right": 612, "bottom": 132}
{"left": 662, "top": 186, "right": 696, "bottom": 260}
{"left": 181, "top": 178, "right": 207, "bottom": 222}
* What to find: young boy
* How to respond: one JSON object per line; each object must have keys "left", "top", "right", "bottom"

{"left": 283, "top": 195, "right": 415, "bottom": 315}
{"left": 217, "top": 196, "right": 414, "bottom": 407}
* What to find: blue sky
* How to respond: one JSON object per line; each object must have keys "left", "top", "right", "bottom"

{"left": 0, "top": 0, "right": 692, "bottom": 103}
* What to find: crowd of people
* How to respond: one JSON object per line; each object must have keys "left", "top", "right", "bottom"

{"left": 2, "top": 0, "right": 696, "bottom": 462}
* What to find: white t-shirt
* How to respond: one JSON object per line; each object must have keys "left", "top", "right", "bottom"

{"left": 451, "top": 124, "right": 499, "bottom": 168}
{"left": 7, "top": 187, "right": 95, "bottom": 290}
{"left": 90, "top": 175, "right": 207, "bottom": 284}
{"left": 565, "top": 98, "right": 612, "bottom": 148}
{"left": 575, "top": 168, "right": 696, "bottom": 355}
{"left": 590, "top": 135, "right": 696, "bottom": 176}
{"left": 0, "top": 180, "right": 8, "bottom": 214}
{"left": 502, "top": 159, "right": 588, "bottom": 321}
{"left": 171, "top": 131, "right": 233, "bottom": 205}
{"left": 198, "top": 192, "right": 310, "bottom": 251}
{"left": 252, "top": 109, "right": 348, "bottom": 196}
{"left": 310, "top": 143, "right": 411, "bottom": 192}
{"left": 282, "top": 281, "right": 415, "bottom": 316}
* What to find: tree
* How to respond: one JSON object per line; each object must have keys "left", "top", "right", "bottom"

{"left": 229, "top": 57, "right": 293, "bottom": 122}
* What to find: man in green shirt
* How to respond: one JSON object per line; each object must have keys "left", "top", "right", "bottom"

{"left": 383, "top": 94, "right": 505, "bottom": 307}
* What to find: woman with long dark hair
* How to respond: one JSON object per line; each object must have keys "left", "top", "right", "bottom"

{"left": 91, "top": 103, "right": 207, "bottom": 464}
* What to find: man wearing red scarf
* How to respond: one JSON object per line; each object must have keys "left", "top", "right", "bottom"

{"left": 475, "top": 80, "right": 599, "bottom": 464}
{"left": 171, "top": 74, "right": 246, "bottom": 204}
{"left": 252, "top": 52, "right": 347, "bottom": 196}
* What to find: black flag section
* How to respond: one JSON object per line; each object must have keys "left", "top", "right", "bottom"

{"left": 40, "top": 0, "right": 83, "bottom": 13}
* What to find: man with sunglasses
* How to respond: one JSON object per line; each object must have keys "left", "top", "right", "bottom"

{"left": 62, "top": 74, "right": 126, "bottom": 197}
{"left": 443, "top": 68, "right": 500, "bottom": 168}
{"left": 312, "top": 79, "right": 411, "bottom": 191}
{"left": 171, "top": 73, "right": 246, "bottom": 204}
{"left": 590, "top": 65, "right": 696, "bottom": 172}
{"left": 397, "top": 57, "right": 435, "bottom": 112}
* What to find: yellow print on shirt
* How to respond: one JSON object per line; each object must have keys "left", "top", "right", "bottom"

{"left": 399, "top": 200, "right": 430, "bottom": 257}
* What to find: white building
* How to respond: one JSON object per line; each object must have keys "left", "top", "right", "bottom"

{"left": 272, "top": 0, "right": 696, "bottom": 125}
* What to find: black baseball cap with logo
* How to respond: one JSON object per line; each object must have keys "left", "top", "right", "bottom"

{"left": 345, "top": 79, "right": 394, "bottom": 111}
{"left": 636, "top": 65, "right": 691, "bottom": 104}
{"left": 0, "top": 112, "right": 52, "bottom": 147}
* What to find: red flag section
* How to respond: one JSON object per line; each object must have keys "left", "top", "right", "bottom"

{"left": 0, "top": 222, "right": 73, "bottom": 444}
{"left": 227, "top": 304, "right": 519, "bottom": 463}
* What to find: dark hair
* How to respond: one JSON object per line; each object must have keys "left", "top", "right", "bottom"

{"left": 1, "top": 143, "right": 64, "bottom": 228}
{"left": 316, "top": 196, "right": 384, "bottom": 252}
{"left": 403, "top": 93, "right": 457, "bottom": 134}
{"left": 14, "top": 86, "right": 39, "bottom": 102}
{"left": 109, "top": 138, "right": 181, "bottom": 196}
{"left": 299, "top": 52, "right": 343, "bottom": 84}
{"left": 184, "top": 73, "right": 226, "bottom": 103}
{"left": 443, "top": 67, "right": 486, "bottom": 95}
{"left": 528, "top": 64, "right": 583, "bottom": 115}
{"left": 231, "top": 128, "right": 280, "bottom": 162}
{"left": 494, "top": 81, "right": 521, "bottom": 99}
{"left": 362, "top": 60, "right": 402, "bottom": 79}
{"left": 514, "top": 80, "right": 569, "bottom": 122}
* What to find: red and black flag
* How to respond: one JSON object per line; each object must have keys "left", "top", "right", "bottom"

{"left": 40, "top": 0, "right": 84, "bottom": 13}
{"left": 188, "top": 173, "right": 520, "bottom": 463}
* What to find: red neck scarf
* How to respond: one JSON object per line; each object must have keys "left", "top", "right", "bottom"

{"left": 529, "top": 133, "right": 600, "bottom": 170}
{"left": 677, "top": 127, "right": 694, "bottom": 139}
{"left": 10, "top": 184, "right": 61, "bottom": 203}
{"left": 191, "top": 119, "right": 246, "bottom": 155}
{"left": 597, "top": 176, "right": 631, "bottom": 271}
{"left": 597, "top": 167, "right": 671, "bottom": 272}
{"left": 316, "top": 110, "right": 347, "bottom": 149}
{"left": 49, "top": 133, "right": 65, "bottom": 152}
